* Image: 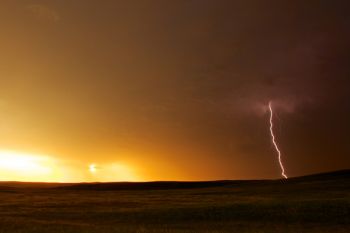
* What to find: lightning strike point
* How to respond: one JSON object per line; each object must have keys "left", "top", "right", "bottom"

{"left": 268, "top": 101, "right": 288, "bottom": 179}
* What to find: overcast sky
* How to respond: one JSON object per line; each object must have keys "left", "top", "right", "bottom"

{"left": 0, "top": 0, "right": 349, "bottom": 181}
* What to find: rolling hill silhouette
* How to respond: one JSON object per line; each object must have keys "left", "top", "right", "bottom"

{"left": 1, "top": 169, "right": 349, "bottom": 190}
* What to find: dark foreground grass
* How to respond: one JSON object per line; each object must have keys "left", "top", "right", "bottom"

{"left": 0, "top": 170, "right": 349, "bottom": 232}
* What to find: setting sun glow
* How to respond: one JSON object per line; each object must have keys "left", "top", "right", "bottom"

{"left": 0, "top": 150, "right": 139, "bottom": 182}
{"left": 89, "top": 164, "right": 97, "bottom": 173}
{"left": 0, "top": 151, "right": 56, "bottom": 182}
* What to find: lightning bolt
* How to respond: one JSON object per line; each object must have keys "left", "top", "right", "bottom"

{"left": 268, "top": 101, "right": 288, "bottom": 179}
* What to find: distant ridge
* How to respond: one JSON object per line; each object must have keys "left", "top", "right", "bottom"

{"left": 0, "top": 169, "right": 349, "bottom": 190}
{"left": 287, "top": 169, "right": 350, "bottom": 181}
{"left": 56, "top": 180, "right": 237, "bottom": 191}
{"left": 56, "top": 169, "right": 350, "bottom": 191}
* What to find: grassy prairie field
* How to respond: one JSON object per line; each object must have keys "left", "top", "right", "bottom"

{"left": 0, "top": 170, "right": 349, "bottom": 233}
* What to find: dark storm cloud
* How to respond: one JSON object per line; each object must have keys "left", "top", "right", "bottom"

{"left": 139, "top": 0, "right": 350, "bottom": 177}
{"left": 170, "top": 1, "right": 349, "bottom": 114}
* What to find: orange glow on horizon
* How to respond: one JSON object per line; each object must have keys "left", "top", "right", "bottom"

{"left": 0, "top": 150, "right": 139, "bottom": 182}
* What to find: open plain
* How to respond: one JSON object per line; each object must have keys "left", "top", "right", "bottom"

{"left": 0, "top": 170, "right": 349, "bottom": 233}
